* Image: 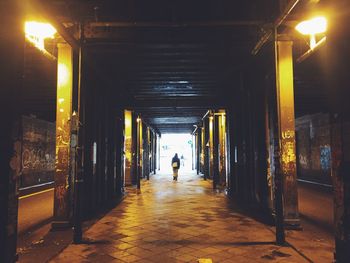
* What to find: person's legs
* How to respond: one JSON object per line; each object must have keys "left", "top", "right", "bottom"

{"left": 174, "top": 169, "right": 178, "bottom": 181}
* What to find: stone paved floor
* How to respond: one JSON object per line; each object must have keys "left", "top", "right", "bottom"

{"left": 50, "top": 171, "right": 332, "bottom": 263}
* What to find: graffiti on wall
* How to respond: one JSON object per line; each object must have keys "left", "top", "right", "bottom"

{"left": 320, "top": 145, "right": 331, "bottom": 171}
{"left": 55, "top": 185, "right": 67, "bottom": 212}
{"left": 22, "top": 147, "right": 55, "bottom": 170}
{"left": 20, "top": 116, "right": 55, "bottom": 187}
{"left": 299, "top": 154, "right": 308, "bottom": 168}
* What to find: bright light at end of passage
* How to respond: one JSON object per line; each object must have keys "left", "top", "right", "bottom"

{"left": 25, "top": 21, "right": 57, "bottom": 50}
{"left": 295, "top": 16, "right": 327, "bottom": 35}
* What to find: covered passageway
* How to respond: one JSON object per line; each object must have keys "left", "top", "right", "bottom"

{"left": 1, "top": 0, "right": 350, "bottom": 262}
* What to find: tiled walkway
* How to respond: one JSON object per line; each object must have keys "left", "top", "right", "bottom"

{"left": 50, "top": 171, "right": 329, "bottom": 262}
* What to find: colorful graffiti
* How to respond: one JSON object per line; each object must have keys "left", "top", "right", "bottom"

{"left": 320, "top": 145, "right": 331, "bottom": 171}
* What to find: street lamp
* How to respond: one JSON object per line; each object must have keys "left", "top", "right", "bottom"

{"left": 295, "top": 16, "right": 327, "bottom": 49}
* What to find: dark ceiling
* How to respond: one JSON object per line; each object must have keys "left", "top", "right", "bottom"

{"left": 23, "top": 0, "right": 335, "bottom": 134}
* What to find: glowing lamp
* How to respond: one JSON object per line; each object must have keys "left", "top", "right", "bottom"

{"left": 295, "top": 16, "right": 327, "bottom": 49}
{"left": 295, "top": 17, "right": 327, "bottom": 35}
{"left": 25, "top": 21, "right": 57, "bottom": 51}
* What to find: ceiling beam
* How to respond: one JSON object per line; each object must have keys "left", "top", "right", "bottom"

{"left": 88, "top": 20, "right": 263, "bottom": 28}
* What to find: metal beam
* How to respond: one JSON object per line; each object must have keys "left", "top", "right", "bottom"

{"left": 89, "top": 20, "right": 263, "bottom": 28}
{"left": 251, "top": 0, "right": 301, "bottom": 55}
{"left": 296, "top": 36, "right": 326, "bottom": 63}
{"left": 131, "top": 98, "right": 225, "bottom": 108}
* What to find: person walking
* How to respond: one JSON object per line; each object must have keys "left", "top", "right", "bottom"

{"left": 171, "top": 153, "right": 180, "bottom": 181}
{"left": 180, "top": 154, "right": 185, "bottom": 167}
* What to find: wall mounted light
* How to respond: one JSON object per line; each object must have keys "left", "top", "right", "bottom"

{"left": 295, "top": 16, "right": 327, "bottom": 49}
{"left": 25, "top": 21, "right": 57, "bottom": 51}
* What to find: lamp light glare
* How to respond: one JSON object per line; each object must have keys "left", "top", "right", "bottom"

{"left": 58, "top": 64, "right": 69, "bottom": 87}
{"left": 295, "top": 16, "right": 327, "bottom": 35}
{"left": 25, "top": 21, "right": 57, "bottom": 51}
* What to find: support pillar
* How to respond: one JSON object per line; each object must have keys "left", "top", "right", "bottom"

{"left": 153, "top": 131, "right": 157, "bottom": 174}
{"left": 203, "top": 119, "right": 209, "bottom": 180}
{"left": 209, "top": 114, "right": 214, "bottom": 180}
{"left": 116, "top": 108, "right": 125, "bottom": 194}
{"left": 218, "top": 111, "right": 227, "bottom": 186}
{"left": 196, "top": 131, "right": 200, "bottom": 175}
{"left": 153, "top": 132, "right": 157, "bottom": 173}
{"left": 73, "top": 24, "right": 86, "bottom": 242}
{"left": 330, "top": 116, "right": 350, "bottom": 262}
{"left": 149, "top": 130, "right": 153, "bottom": 174}
{"left": 136, "top": 116, "right": 142, "bottom": 189}
{"left": 145, "top": 127, "right": 150, "bottom": 180}
{"left": 213, "top": 114, "right": 219, "bottom": 189}
{"left": 157, "top": 134, "right": 161, "bottom": 171}
{"left": 52, "top": 43, "right": 73, "bottom": 229}
{"left": 201, "top": 127, "right": 205, "bottom": 176}
{"left": 226, "top": 108, "right": 234, "bottom": 195}
{"left": 192, "top": 134, "right": 196, "bottom": 171}
{"left": 0, "top": 2, "right": 24, "bottom": 261}
{"left": 325, "top": 6, "right": 350, "bottom": 260}
{"left": 124, "top": 110, "right": 133, "bottom": 186}
{"left": 274, "top": 39, "right": 300, "bottom": 228}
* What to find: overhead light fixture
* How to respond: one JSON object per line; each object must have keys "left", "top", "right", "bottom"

{"left": 295, "top": 16, "right": 327, "bottom": 49}
{"left": 25, "top": 21, "right": 57, "bottom": 52}
{"left": 295, "top": 16, "right": 327, "bottom": 35}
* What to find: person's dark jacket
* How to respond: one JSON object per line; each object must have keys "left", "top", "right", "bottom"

{"left": 171, "top": 156, "right": 180, "bottom": 169}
